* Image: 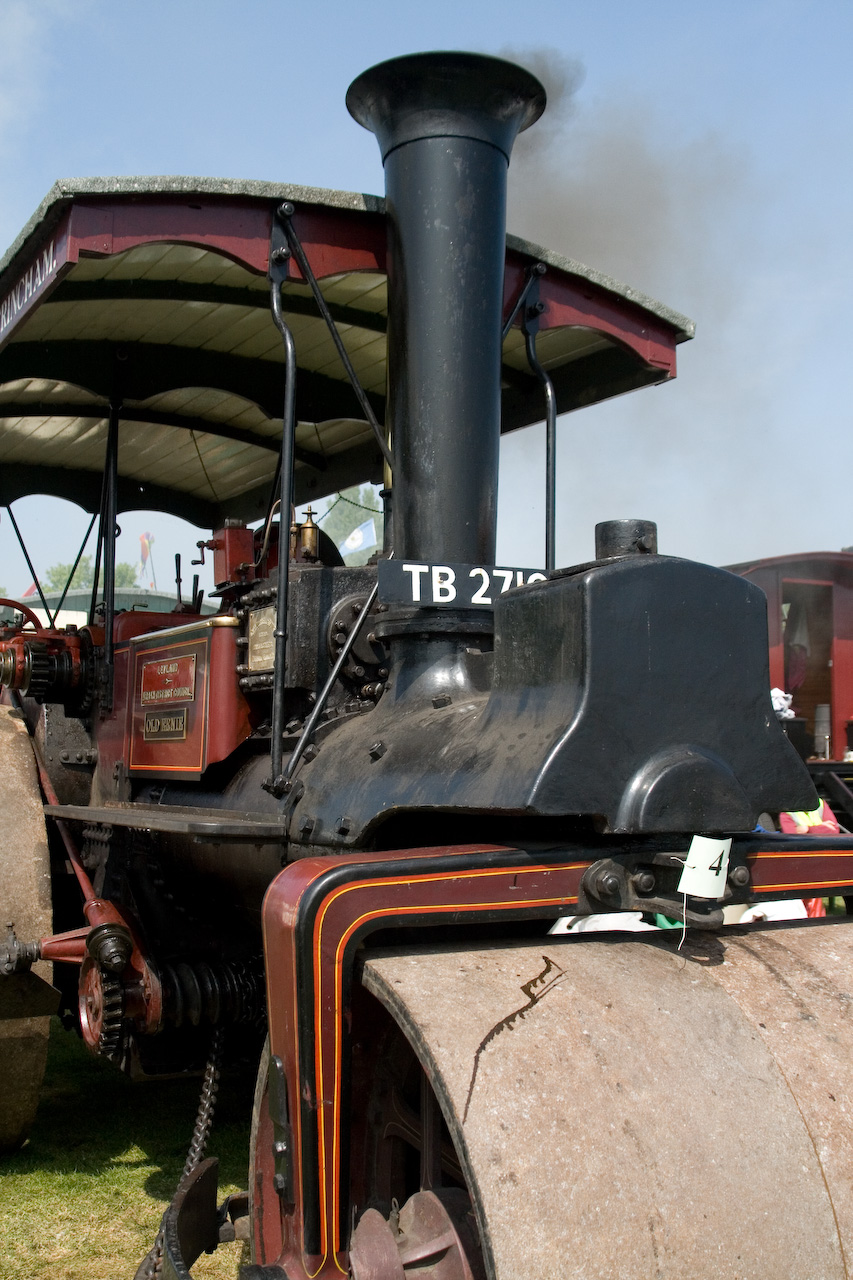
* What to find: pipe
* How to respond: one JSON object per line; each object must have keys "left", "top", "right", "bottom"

{"left": 523, "top": 324, "right": 558, "bottom": 573}
{"left": 347, "top": 53, "right": 545, "bottom": 568}
{"left": 266, "top": 278, "right": 298, "bottom": 795}
{"left": 101, "top": 402, "right": 120, "bottom": 712}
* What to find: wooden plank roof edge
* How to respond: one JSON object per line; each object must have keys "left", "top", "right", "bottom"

{"left": 1, "top": 178, "right": 695, "bottom": 343}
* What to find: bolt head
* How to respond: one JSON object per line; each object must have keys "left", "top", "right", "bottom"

{"left": 596, "top": 872, "right": 621, "bottom": 898}
{"left": 729, "top": 865, "right": 750, "bottom": 888}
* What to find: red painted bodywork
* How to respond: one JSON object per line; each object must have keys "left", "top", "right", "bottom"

{"left": 209, "top": 525, "right": 256, "bottom": 589}
{"left": 125, "top": 620, "right": 251, "bottom": 779}
{"left": 259, "top": 844, "right": 588, "bottom": 1278}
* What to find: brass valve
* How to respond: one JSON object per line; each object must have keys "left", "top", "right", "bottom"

{"left": 299, "top": 507, "right": 319, "bottom": 560}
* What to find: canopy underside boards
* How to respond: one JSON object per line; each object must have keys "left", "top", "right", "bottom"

{"left": 0, "top": 180, "right": 694, "bottom": 526}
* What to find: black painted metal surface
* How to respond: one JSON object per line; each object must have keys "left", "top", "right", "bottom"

{"left": 348, "top": 53, "right": 544, "bottom": 567}
{"left": 290, "top": 555, "right": 815, "bottom": 844}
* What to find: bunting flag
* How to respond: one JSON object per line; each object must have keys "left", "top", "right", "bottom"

{"left": 338, "top": 518, "right": 377, "bottom": 557}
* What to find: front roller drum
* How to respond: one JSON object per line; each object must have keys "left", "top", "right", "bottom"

{"left": 358, "top": 920, "right": 853, "bottom": 1280}
{"left": 0, "top": 703, "right": 53, "bottom": 1151}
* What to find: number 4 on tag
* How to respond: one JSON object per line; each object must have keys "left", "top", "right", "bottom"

{"left": 677, "top": 835, "right": 732, "bottom": 899}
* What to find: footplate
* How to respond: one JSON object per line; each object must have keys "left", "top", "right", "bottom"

{"left": 156, "top": 1158, "right": 220, "bottom": 1280}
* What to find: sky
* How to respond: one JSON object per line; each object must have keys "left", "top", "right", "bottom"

{"left": 0, "top": 0, "right": 851, "bottom": 596}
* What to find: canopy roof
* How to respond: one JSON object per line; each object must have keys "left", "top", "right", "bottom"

{"left": 728, "top": 551, "right": 853, "bottom": 591}
{"left": 0, "top": 178, "right": 694, "bottom": 530}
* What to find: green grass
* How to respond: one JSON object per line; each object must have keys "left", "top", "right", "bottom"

{"left": 0, "top": 1020, "right": 254, "bottom": 1280}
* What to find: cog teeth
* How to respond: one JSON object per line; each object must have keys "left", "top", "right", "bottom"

{"left": 96, "top": 973, "right": 126, "bottom": 1061}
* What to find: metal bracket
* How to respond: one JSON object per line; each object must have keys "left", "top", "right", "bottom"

{"left": 502, "top": 260, "right": 546, "bottom": 341}
{"left": 578, "top": 850, "right": 753, "bottom": 930}
{"left": 268, "top": 1053, "right": 295, "bottom": 1203}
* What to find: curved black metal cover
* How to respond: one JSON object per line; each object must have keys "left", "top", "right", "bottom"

{"left": 291, "top": 555, "right": 817, "bottom": 840}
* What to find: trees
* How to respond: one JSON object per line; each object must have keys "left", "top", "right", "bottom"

{"left": 42, "top": 556, "right": 138, "bottom": 592}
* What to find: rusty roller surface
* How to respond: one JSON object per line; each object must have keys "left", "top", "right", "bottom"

{"left": 362, "top": 920, "right": 853, "bottom": 1279}
{"left": 0, "top": 704, "right": 54, "bottom": 1151}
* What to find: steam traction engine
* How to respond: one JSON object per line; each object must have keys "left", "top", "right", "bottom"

{"left": 3, "top": 52, "right": 853, "bottom": 1280}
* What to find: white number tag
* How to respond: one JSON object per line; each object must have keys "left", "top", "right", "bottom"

{"left": 676, "top": 836, "right": 731, "bottom": 899}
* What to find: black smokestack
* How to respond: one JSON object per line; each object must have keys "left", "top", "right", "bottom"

{"left": 347, "top": 52, "right": 545, "bottom": 565}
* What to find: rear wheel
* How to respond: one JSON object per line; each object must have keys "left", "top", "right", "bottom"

{"left": 0, "top": 703, "right": 53, "bottom": 1151}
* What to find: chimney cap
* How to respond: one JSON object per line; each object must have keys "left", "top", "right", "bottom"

{"left": 347, "top": 51, "right": 546, "bottom": 162}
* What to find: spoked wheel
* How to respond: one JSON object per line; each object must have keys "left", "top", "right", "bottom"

{"left": 0, "top": 703, "right": 53, "bottom": 1151}
{"left": 349, "top": 1189, "right": 483, "bottom": 1280}
{"left": 348, "top": 995, "right": 486, "bottom": 1280}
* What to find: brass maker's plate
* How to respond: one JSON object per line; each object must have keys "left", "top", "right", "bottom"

{"left": 248, "top": 606, "right": 276, "bottom": 672}
{"left": 140, "top": 654, "right": 196, "bottom": 705}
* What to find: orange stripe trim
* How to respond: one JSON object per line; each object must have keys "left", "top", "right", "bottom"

{"left": 310, "top": 861, "right": 586, "bottom": 1267}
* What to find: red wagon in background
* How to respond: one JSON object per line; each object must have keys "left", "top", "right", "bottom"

{"left": 730, "top": 550, "right": 853, "bottom": 827}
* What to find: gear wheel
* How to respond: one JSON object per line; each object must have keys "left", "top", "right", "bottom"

{"left": 78, "top": 957, "right": 125, "bottom": 1062}
{"left": 22, "top": 642, "right": 51, "bottom": 700}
